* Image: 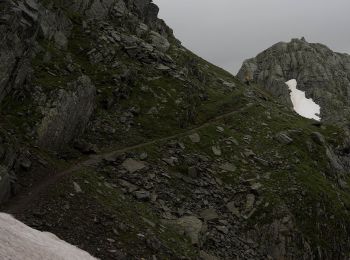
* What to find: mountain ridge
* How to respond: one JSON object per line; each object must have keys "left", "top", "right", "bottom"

{"left": 1, "top": 1, "right": 350, "bottom": 259}
{"left": 237, "top": 37, "right": 350, "bottom": 127}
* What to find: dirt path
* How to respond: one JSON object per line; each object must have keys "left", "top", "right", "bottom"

{"left": 4, "top": 104, "right": 252, "bottom": 214}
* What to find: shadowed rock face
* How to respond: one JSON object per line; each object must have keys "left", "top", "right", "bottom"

{"left": 237, "top": 38, "right": 350, "bottom": 126}
{"left": 0, "top": 0, "right": 173, "bottom": 151}
{"left": 0, "top": 0, "right": 39, "bottom": 102}
{"left": 0, "top": 166, "right": 11, "bottom": 204}
{"left": 37, "top": 75, "right": 96, "bottom": 151}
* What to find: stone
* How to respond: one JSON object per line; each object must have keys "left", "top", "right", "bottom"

{"left": 149, "top": 31, "right": 170, "bottom": 52}
{"left": 176, "top": 216, "right": 203, "bottom": 245}
{"left": 251, "top": 182, "right": 263, "bottom": 191}
{"left": 37, "top": 75, "right": 96, "bottom": 151}
{"left": 156, "top": 64, "right": 171, "bottom": 71}
{"left": 199, "top": 251, "right": 219, "bottom": 260}
{"left": 216, "top": 126, "right": 224, "bottom": 133}
{"left": 200, "top": 208, "right": 219, "bottom": 221}
{"left": 275, "top": 132, "right": 293, "bottom": 145}
{"left": 243, "top": 149, "right": 255, "bottom": 157}
{"left": 226, "top": 137, "right": 239, "bottom": 146}
{"left": 73, "top": 182, "right": 82, "bottom": 193}
{"left": 54, "top": 31, "right": 68, "bottom": 49}
{"left": 255, "top": 157, "right": 269, "bottom": 166}
{"left": 122, "top": 159, "right": 146, "bottom": 173}
{"left": 147, "top": 107, "right": 159, "bottom": 115}
{"left": 139, "top": 152, "right": 148, "bottom": 160}
{"left": 189, "top": 133, "right": 200, "bottom": 143}
{"left": 74, "top": 140, "right": 98, "bottom": 154}
{"left": 219, "top": 163, "right": 236, "bottom": 172}
{"left": 119, "top": 180, "right": 138, "bottom": 193}
{"left": 226, "top": 201, "right": 240, "bottom": 217}
{"left": 311, "top": 132, "right": 326, "bottom": 146}
{"left": 246, "top": 194, "right": 255, "bottom": 211}
{"left": 216, "top": 225, "right": 229, "bottom": 234}
{"left": 187, "top": 167, "right": 198, "bottom": 178}
{"left": 338, "top": 179, "right": 348, "bottom": 189}
{"left": 222, "top": 81, "right": 236, "bottom": 89}
{"left": 86, "top": 0, "right": 114, "bottom": 19}
{"left": 133, "top": 190, "right": 150, "bottom": 201}
{"left": 212, "top": 146, "right": 222, "bottom": 156}
{"left": 113, "top": 0, "right": 127, "bottom": 16}
{"left": 326, "top": 147, "right": 344, "bottom": 172}
{"left": 163, "top": 157, "right": 178, "bottom": 166}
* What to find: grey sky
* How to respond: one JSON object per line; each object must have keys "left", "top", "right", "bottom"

{"left": 153, "top": 0, "right": 350, "bottom": 74}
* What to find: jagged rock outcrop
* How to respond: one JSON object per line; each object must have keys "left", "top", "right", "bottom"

{"left": 0, "top": 0, "right": 174, "bottom": 152}
{"left": 237, "top": 38, "right": 350, "bottom": 125}
{"left": 0, "top": 0, "right": 39, "bottom": 102}
{"left": 37, "top": 75, "right": 95, "bottom": 150}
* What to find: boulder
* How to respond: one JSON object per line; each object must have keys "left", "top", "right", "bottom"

{"left": 219, "top": 163, "right": 236, "bottom": 172}
{"left": 37, "top": 75, "right": 96, "bottom": 151}
{"left": 311, "top": 132, "right": 326, "bottom": 146}
{"left": 176, "top": 216, "right": 203, "bottom": 245}
{"left": 73, "top": 182, "right": 82, "bottom": 193}
{"left": 212, "top": 146, "right": 222, "bottom": 156}
{"left": 86, "top": 0, "right": 115, "bottom": 19}
{"left": 122, "top": 158, "right": 146, "bottom": 173}
{"left": 189, "top": 133, "right": 200, "bottom": 143}
{"left": 133, "top": 190, "right": 150, "bottom": 201}
{"left": 200, "top": 208, "right": 219, "bottom": 221}
{"left": 275, "top": 132, "right": 293, "bottom": 145}
{"left": 226, "top": 201, "right": 240, "bottom": 217}
{"left": 74, "top": 140, "right": 99, "bottom": 154}
{"left": 149, "top": 31, "right": 170, "bottom": 52}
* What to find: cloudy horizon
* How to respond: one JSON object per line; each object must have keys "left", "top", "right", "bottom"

{"left": 153, "top": 0, "right": 350, "bottom": 74}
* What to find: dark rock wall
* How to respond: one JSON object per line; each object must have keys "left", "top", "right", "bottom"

{"left": 37, "top": 75, "right": 96, "bottom": 150}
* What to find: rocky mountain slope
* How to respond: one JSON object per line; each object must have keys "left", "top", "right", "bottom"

{"left": 1, "top": 1, "right": 350, "bottom": 259}
{"left": 237, "top": 38, "right": 350, "bottom": 126}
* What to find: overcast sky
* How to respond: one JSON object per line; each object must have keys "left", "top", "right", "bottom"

{"left": 153, "top": 0, "right": 350, "bottom": 74}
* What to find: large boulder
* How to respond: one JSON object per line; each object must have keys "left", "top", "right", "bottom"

{"left": 176, "top": 216, "right": 203, "bottom": 246}
{"left": 37, "top": 75, "right": 96, "bottom": 151}
{"left": 149, "top": 31, "right": 170, "bottom": 52}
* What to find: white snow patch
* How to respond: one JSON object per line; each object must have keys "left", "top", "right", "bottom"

{"left": 0, "top": 213, "right": 97, "bottom": 260}
{"left": 285, "top": 79, "right": 321, "bottom": 121}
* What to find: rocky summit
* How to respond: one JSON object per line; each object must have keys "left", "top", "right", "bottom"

{"left": 1, "top": 1, "right": 350, "bottom": 260}
{"left": 237, "top": 38, "right": 350, "bottom": 126}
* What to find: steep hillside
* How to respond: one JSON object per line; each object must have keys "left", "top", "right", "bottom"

{"left": 1, "top": 1, "right": 350, "bottom": 260}
{"left": 237, "top": 38, "right": 350, "bottom": 126}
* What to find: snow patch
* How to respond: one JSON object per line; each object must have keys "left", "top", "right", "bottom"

{"left": 285, "top": 79, "right": 321, "bottom": 121}
{"left": 0, "top": 213, "right": 97, "bottom": 260}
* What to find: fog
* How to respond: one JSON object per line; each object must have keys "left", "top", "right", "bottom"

{"left": 153, "top": 0, "right": 350, "bottom": 74}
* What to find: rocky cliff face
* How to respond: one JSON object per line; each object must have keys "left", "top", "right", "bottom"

{"left": 237, "top": 38, "right": 350, "bottom": 126}
{"left": 0, "top": 0, "right": 174, "bottom": 152}
{"left": 0, "top": 0, "right": 177, "bottom": 209}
